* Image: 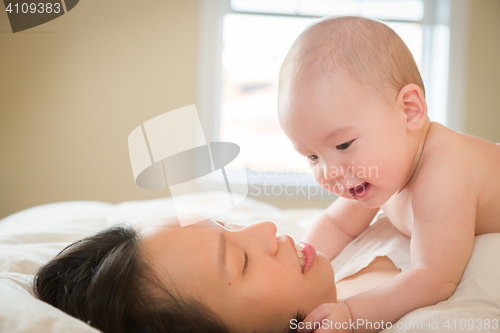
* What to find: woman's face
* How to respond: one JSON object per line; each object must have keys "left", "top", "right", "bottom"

{"left": 139, "top": 214, "right": 337, "bottom": 333}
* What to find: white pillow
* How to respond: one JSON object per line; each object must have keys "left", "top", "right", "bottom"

{"left": 0, "top": 201, "right": 113, "bottom": 333}
{"left": 0, "top": 276, "right": 99, "bottom": 333}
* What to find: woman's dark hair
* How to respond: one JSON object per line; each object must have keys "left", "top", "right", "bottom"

{"left": 32, "top": 223, "right": 304, "bottom": 333}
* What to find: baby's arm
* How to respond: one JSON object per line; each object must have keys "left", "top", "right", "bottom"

{"left": 342, "top": 162, "right": 476, "bottom": 332}
{"left": 300, "top": 160, "right": 477, "bottom": 332}
{"left": 303, "top": 197, "right": 379, "bottom": 261}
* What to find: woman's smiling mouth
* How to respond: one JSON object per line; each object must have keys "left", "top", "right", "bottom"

{"left": 294, "top": 243, "right": 306, "bottom": 270}
{"left": 286, "top": 235, "right": 316, "bottom": 273}
{"left": 298, "top": 241, "right": 316, "bottom": 274}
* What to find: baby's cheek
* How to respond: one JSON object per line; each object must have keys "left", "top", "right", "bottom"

{"left": 310, "top": 165, "right": 322, "bottom": 179}
{"left": 310, "top": 168, "right": 335, "bottom": 191}
{"left": 319, "top": 180, "right": 343, "bottom": 195}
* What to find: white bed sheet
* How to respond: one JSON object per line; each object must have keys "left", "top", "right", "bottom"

{"left": 1, "top": 192, "right": 499, "bottom": 333}
{"left": 331, "top": 215, "right": 500, "bottom": 332}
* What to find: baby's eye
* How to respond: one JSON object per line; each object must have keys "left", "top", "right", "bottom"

{"left": 336, "top": 140, "right": 354, "bottom": 150}
{"left": 306, "top": 155, "right": 318, "bottom": 162}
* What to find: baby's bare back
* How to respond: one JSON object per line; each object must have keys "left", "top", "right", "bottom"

{"left": 382, "top": 121, "right": 500, "bottom": 236}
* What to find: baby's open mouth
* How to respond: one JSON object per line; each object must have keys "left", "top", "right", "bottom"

{"left": 349, "top": 182, "right": 369, "bottom": 196}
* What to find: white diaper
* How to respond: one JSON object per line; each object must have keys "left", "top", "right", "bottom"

{"left": 331, "top": 214, "right": 411, "bottom": 282}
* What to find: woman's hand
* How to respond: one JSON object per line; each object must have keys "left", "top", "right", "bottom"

{"left": 298, "top": 302, "right": 353, "bottom": 333}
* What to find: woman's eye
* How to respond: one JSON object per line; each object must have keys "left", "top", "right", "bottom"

{"left": 336, "top": 140, "right": 354, "bottom": 150}
{"left": 216, "top": 220, "right": 231, "bottom": 230}
{"left": 306, "top": 155, "right": 318, "bottom": 162}
{"left": 243, "top": 252, "right": 248, "bottom": 273}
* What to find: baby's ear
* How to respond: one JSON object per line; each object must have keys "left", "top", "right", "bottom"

{"left": 395, "top": 84, "right": 427, "bottom": 131}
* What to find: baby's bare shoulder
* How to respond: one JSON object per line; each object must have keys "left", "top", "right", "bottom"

{"left": 428, "top": 122, "right": 497, "bottom": 171}
{"left": 409, "top": 124, "right": 476, "bottom": 206}
{"left": 412, "top": 122, "right": 500, "bottom": 231}
{"left": 416, "top": 123, "right": 473, "bottom": 181}
{"left": 418, "top": 122, "right": 499, "bottom": 181}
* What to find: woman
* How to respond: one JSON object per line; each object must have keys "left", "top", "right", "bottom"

{"left": 32, "top": 213, "right": 401, "bottom": 333}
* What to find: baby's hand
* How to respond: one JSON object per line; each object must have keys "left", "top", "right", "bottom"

{"left": 298, "top": 302, "right": 353, "bottom": 333}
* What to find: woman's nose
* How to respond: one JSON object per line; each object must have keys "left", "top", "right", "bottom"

{"left": 241, "top": 221, "right": 278, "bottom": 255}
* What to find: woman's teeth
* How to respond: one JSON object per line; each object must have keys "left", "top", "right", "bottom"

{"left": 295, "top": 243, "right": 306, "bottom": 270}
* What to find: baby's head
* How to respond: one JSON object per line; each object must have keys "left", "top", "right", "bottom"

{"left": 278, "top": 16, "right": 430, "bottom": 207}
{"left": 279, "top": 15, "right": 425, "bottom": 109}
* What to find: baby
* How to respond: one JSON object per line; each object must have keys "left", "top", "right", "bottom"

{"left": 277, "top": 15, "right": 500, "bottom": 332}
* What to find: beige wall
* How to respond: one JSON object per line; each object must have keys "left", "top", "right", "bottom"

{"left": 1, "top": 0, "right": 499, "bottom": 219}
{"left": 0, "top": 0, "right": 199, "bottom": 219}
{"left": 465, "top": 0, "right": 500, "bottom": 142}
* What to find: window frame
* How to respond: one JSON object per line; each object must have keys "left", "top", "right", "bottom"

{"left": 195, "top": 0, "right": 469, "bottom": 199}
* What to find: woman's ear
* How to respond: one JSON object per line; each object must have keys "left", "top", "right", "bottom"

{"left": 394, "top": 84, "right": 428, "bottom": 131}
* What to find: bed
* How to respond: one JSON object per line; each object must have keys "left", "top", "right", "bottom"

{"left": 1, "top": 191, "right": 499, "bottom": 332}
